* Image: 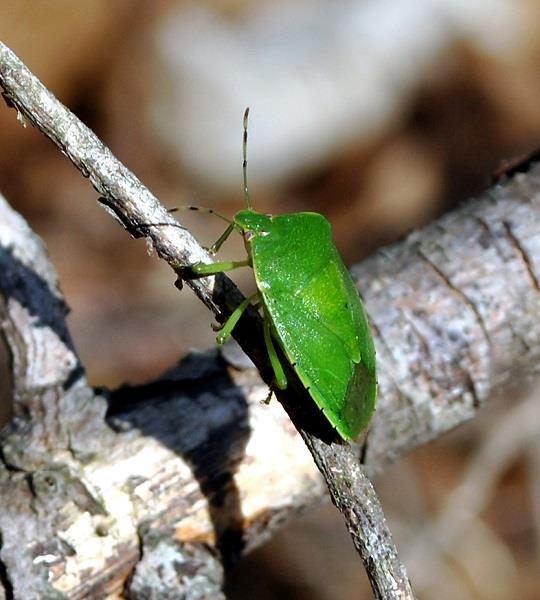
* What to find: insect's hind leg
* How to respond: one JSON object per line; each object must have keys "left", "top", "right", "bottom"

{"left": 263, "top": 316, "right": 287, "bottom": 402}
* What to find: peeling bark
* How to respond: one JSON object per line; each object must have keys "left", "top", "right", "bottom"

{"left": 126, "top": 533, "right": 224, "bottom": 600}
{"left": 358, "top": 174, "right": 540, "bottom": 467}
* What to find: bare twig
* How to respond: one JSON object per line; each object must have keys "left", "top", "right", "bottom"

{"left": 0, "top": 42, "right": 413, "bottom": 598}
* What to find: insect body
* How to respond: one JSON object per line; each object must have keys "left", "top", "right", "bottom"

{"left": 188, "top": 110, "right": 377, "bottom": 441}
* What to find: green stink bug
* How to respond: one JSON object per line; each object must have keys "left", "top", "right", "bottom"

{"left": 188, "top": 109, "right": 377, "bottom": 441}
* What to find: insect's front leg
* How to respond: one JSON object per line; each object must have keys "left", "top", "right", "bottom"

{"left": 209, "top": 223, "right": 236, "bottom": 254}
{"left": 192, "top": 259, "right": 251, "bottom": 275}
{"left": 172, "top": 258, "right": 251, "bottom": 288}
{"left": 178, "top": 258, "right": 251, "bottom": 278}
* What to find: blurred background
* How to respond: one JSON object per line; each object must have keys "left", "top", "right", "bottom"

{"left": 1, "top": 1, "right": 540, "bottom": 598}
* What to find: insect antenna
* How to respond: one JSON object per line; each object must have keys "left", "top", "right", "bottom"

{"left": 167, "top": 207, "right": 237, "bottom": 254}
{"left": 115, "top": 205, "right": 234, "bottom": 238}
{"left": 243, "top": 107, "right": 252, "bottom": 210}
{"left": 168, "top": 205, "right": 233, "bottom": 225}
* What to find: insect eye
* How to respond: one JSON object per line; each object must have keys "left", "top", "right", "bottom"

{"left": 244, "top": 231, "right": 255, "bottom": 242}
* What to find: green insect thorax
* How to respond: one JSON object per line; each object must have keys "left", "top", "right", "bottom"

{"left": 233, "top": 208, "right": 272, "bottom": 233}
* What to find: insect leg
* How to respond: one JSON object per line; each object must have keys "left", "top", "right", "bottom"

{"left": 263, "top": 317, "right": 287, "bottom": 392}
{"left": 263, "top": 381, "right": 276, "bottom": 405}
{"left": 209, "top": 223, "right": 236, "bottom": 254}
{"left": 216, "top": 292, "right": 259, "bottom": 344}
{"left": 189, "top": 258, "right": 251, "bottom": 276}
